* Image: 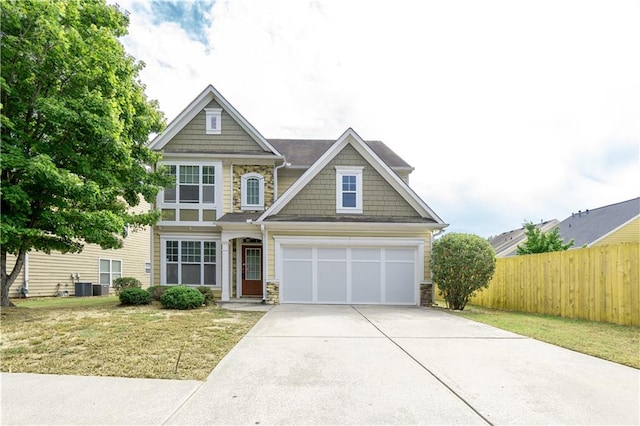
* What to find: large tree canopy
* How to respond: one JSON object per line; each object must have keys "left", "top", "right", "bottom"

{"left": 516, "top": 222, "right": 574, "bottom": 255}
{"left": 1, "top": 0, "right": 169, "bottom": 306}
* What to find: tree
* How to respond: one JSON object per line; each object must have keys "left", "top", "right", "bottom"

{"left": 1, "top": 0, "right": 170, "bottom": 306}
{"left": 431, "top": 233, "right": 496, "bottom": 310}
{"left": 516, "top": 222, "right": 574, "bottom": 255}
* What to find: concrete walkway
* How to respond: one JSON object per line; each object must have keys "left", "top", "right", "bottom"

{"left": 2, "top": 305, "right": 639, "bottom": 425}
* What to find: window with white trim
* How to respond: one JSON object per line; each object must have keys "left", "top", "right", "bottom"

{"left": 163, "top": 165, "right": 215, "bottom": 204}
{"left": 336, "top": 166, "right": 363, "bottom": 214}
{"left": 241, "top": 173, "right": 265, "bottom": 210}
{"left": 205, "top": 108, "right": 222, "bottom": 134}
{"left": 99, "top": 259, "right": 122, "bottom": 286}
{"left": 164, "top": 240, "right": 217, "bottom": 285}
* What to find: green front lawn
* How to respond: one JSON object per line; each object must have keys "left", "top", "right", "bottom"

{"left": 447, "top": 304, "right": 639, "bottom": 369}
{"left": 1, "top": 297, "right": 263, "bottom": 380}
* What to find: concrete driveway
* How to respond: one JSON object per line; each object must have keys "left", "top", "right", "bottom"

{"left": 166, "top": 305, "right": 639, "bottom": 425}
{"left": 2, "top": 305, "right": 638, "bottom": 425}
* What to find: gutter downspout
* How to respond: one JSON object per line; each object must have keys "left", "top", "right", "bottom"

{"left": 273, "top": 158, "right": 289, "bottom": 201}
{"left": 260, "top": 224, "right": 267, "bottom": 303}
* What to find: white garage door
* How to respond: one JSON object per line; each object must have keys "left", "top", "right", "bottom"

{"left": 280, "top": 246, "right": 418, "bottom": 305}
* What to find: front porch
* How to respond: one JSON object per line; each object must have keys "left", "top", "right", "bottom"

{"left": 219, "top": 215, "right": 267, "bottom": 302}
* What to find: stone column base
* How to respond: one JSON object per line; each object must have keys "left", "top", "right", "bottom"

{"left": 266, "top": 281, "right": 280, "bottom": 305}
{"left": 420, "top": 282, "right": 433, "bottom": 307}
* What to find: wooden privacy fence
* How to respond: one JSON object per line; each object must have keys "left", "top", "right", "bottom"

{"left": 469, "top": 243, "right": 640, "bottom": 326}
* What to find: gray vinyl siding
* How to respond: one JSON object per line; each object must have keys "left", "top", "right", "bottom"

{"left": 279, "top": 143, "right": 421, "bottom": 218}
{"left": 165, "top": 100, "right": 269, "bottom": 153}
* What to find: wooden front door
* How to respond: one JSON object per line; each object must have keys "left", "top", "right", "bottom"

{"left": 242, "top": 245, "right": 262, "bottom": 297}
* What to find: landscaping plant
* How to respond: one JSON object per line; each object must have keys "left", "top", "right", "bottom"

{"left": 112, "top": 277, "right": 142, "bottom": 295}
{"left": 147, "top": 285, "right": 172, "bottom": 301}
{"left": 160, "top": 286, "right": 205, "bottom": 310}
{"left": 119, "top": 287, "right": 151, "bottom": 306}
{"left": 431, "top": 233, "right": 496, "bottom": 310}
{"left": 195, "top": 286, "right": 215, "bottom": 306}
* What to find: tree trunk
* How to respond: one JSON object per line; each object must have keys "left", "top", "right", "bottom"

{"left": 1, "top": 248, "right": 25, "bottom": 307}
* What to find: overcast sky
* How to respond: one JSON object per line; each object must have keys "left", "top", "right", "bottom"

{"left": 115, "top": 0, "right": 639, "bottom": 238}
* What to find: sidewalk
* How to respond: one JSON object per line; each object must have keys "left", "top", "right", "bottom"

{"left": 1, "top": 373, "right": 202, "bottom": 425}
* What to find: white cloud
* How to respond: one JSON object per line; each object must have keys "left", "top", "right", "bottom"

{"left": 117, "top": 0, "right": 640, "bottom": 237}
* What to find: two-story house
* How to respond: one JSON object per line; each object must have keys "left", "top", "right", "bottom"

{"left": 149, "top": 85, "right": 447, "bottom": 305}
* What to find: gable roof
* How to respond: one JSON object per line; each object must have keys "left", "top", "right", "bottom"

{"left": 489, "top": 219, "right": 560, "bottom": 257}
{"left": 268, "top": 138, "right": 414, "bottom": 172}
{"left": 258, "top": 128, "right": 446, "bottom": 225}
{"left": 557, "top": 197, "right": 640, "bottom": 247}
{"left": 148, "top": 85, "right": 282, "bottom": 156}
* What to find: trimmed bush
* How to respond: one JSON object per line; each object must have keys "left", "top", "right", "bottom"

{"left": 160, "top": 286, "right": 205, "bottom": 310}
{"left": 112, "top": 277, "right": 141, "bottom": 295}
{"left": 119, "top": 287, "right": 152, "bottom": 306}
{"left": 147, "top": 285, "right": 172, "bottom": 301}
{"left": 431, "top": 233, "right": 496, "bottom": 310}
{"left": 195, "top": 286, "right": 215, "bottom": 306}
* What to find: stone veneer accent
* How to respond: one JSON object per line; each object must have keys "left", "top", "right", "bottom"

{"left": 232, "top": 165, "right": 274, "bottom": 212}
{"left": 420, "top": 283, "right": 434, "bottom": 307}
{"left": 266, "top": 281, "right": 280, "bottom": 305}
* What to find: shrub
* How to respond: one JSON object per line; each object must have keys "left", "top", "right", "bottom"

{"left": 431, "top": 233, "right": 496, "bottom": 310}
{"left": 195, "top": 286, "right": 215, "bottom": 306}
{"left": 147, "top": 285, "right": 172, "bottom": 301}
{"left": 160, "top": 286, "right": 205, "bottom": 310}
{"left": 119, "top": 287, "right": 152, "bottom": 306}
{"left": 112, "top": 277, "right": 141, "bottom": 295}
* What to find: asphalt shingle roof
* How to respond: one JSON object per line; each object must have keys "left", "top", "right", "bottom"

{"left": 268, "top": 139, "right": 412, "bottom": 170}
{"left": 557, "top": 197, "right": 640, "bottom": 247}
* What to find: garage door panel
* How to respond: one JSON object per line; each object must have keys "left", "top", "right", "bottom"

{"left": 317, "top": 261, "right": 347, "bottom": 302}
{"left": 282, "top": 260, "right": 313, "bottom": 302}
{"left": 352, "top": 248, "right": 380, "bottom": 261}
{"left": 386, "top": 248, "right": 414, "bottom": 261}
{"left": 385, "top": 262, "right": 415, "bottom": 304}
{"left": 284, "top": 247, "right": 312, "bottom": 259}
{"left": 352, "top": 262, "right": 382, "bottom": 303}
{"left": 280, "top": 244, "right": 418, "bottom": 305}
{"left": 318, "top": 248, "right": 347, "bottom": 259}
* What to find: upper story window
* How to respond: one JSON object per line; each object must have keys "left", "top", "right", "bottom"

{"left": 205, "top": 108, "right": 222, "bottom": 134}
{"left": 164, "top": 165, "right": 215, "bottom": 204}
{"left": 335, "top": 166, "right": 363, "bottom": 214}
{"left": 241, "top": 173, "right": 265, "bottom": 210}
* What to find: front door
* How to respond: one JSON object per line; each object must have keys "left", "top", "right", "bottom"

{"left": 242, "top": 245, "right": 262, "bottom": 297}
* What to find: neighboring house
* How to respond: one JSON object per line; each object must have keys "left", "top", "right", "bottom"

{"left": 557, "top": 197, "right": 640, "bottom": 248}
{"left": 7, "top": 201, "right": 152, "bottom": 298}
{"left": 149, "top": 85, "right": 447, "bottom": 305}
{"left": 488, "top": 219, "right": 560, "bottom": 257}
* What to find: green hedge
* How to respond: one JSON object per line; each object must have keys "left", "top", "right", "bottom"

{"left": 160, "top": 286, "right": 205, "bottom": 310}
{"left": 119, "top": 287, "right": 152, "bottom": 305}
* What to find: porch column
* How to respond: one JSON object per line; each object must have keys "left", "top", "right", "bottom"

{"left": 221, "top": 240, "right": 230, "bottom": 301}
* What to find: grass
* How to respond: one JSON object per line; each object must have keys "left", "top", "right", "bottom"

{"left": 0, "top": 296, "right": 264, "bottom": 380}
{"left": 443, "top": 303, "right": 640, "bottom": 369}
